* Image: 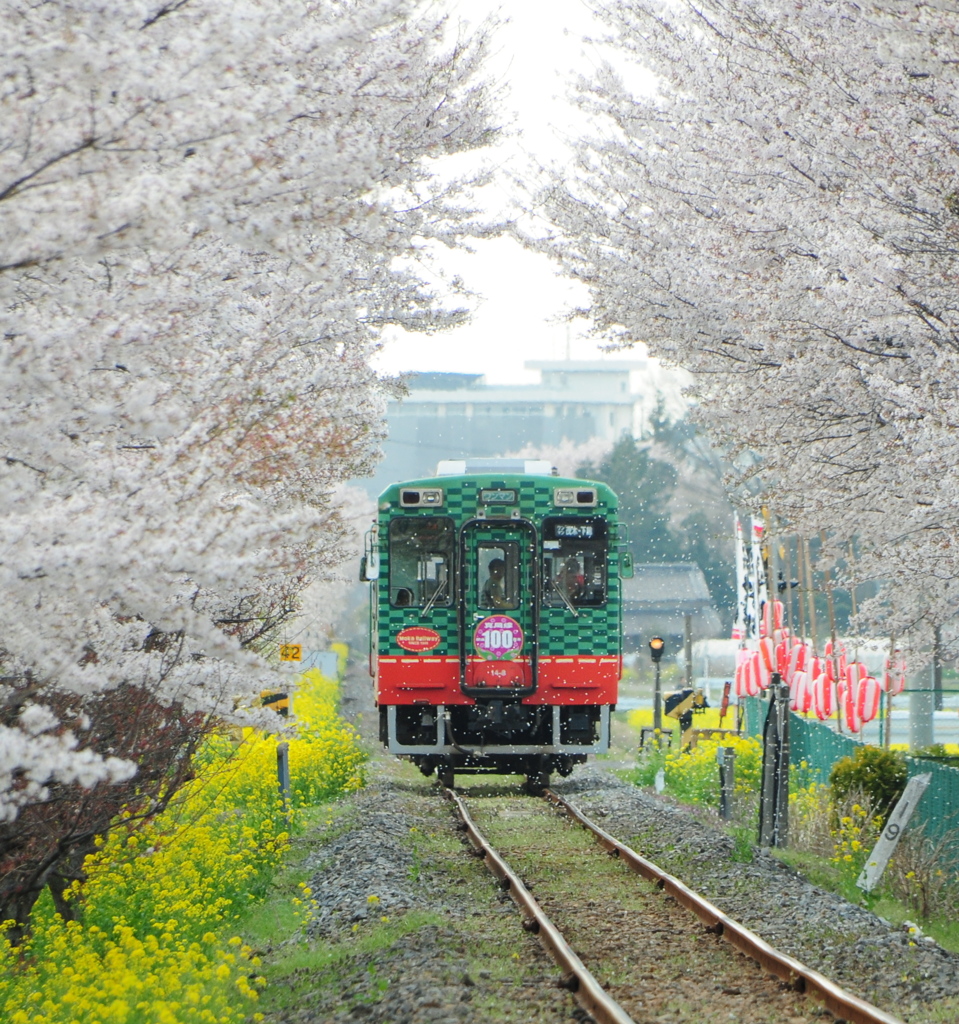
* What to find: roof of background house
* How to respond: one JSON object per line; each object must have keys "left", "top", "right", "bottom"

{"left": 622, "top": 563, "right": 723, "bottom": 641}
{"left": 623, "top": 563, "right": 714, "bottom": 606}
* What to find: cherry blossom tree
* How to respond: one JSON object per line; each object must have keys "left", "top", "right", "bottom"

{"left": 0, "top": 688, "right": 206, "bottom": 943}
{"left": 1, "top": 0, "right": 500, "bottom": 849}
{"left": 537, "top": 0, "right": 959, "bottom": 647}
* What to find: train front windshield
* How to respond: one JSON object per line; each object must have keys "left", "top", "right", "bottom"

{"left": 542, "top": 517, "right": 608, "bottom": 607}
{"left": 389, "top": 517, "right": 454, "bottom": 608}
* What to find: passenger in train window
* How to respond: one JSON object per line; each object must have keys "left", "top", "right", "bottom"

{"left": 554, "top": 556, "right": 585, "bottom": 602}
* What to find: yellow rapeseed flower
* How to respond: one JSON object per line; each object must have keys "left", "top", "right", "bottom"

{"left": 2, "top": 666, "right": 364, "bottom": 1024}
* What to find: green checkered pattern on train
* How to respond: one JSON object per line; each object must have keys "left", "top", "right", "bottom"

{"left": 537, "top": 598, "right": 620, "bottom": 656}
{"left": 378, "top": 606, "right": 459, "bottom": 653}
{"left": 376, "top": 472, "right": 621, "bottom": 656}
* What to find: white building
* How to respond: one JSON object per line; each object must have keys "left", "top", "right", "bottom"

{"left": 369, "top": 359, "right": 687, "bottom": 492}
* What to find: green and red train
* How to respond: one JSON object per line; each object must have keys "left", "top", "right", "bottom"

{"left": 362, "top": 458, "right": 630, "bottom": 790}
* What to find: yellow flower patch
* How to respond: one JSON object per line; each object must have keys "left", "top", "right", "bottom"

{"left": 0, "top": 667, "right": 364, "bottom": 1023}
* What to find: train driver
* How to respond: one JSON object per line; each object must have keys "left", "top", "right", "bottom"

{"left": 481, "top": 557, "right": 512, "bottom": 609}
{"left": 554, "top": 556, "right": 585, "bottom": 602}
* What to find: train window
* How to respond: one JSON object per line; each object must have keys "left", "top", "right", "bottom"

{"left": 542, "top": 517, "right": 608, "bottom": 608}
{"left": 477, "top": 542, "right": 520, "bottom": 610}
{"left": 388, "top": 517, "right": 454, "bottom": 608}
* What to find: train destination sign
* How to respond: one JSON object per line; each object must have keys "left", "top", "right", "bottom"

{"left": 396, "top": 626, "right": 442, "bottom": 652}
{"left": 474, "top": 615, "right": 524, "bottom": 659}
{"left": 554, "top": 523, "right": 594, "bottom": 539}
{"left": 479, "top": 488, "right": 517, "bottom": 505}
{"left": 543, "top": 517, "right": 607, "bottom": 542}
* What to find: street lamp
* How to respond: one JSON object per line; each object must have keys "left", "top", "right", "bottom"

{"left": 649, "top": 637, "right": 665, "bottom": 733}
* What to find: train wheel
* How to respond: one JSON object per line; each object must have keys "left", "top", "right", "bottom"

{"left": 524, "top": 771, "right": 550, "bottom": 795}
{"left": 438, "top": 766, "right": 455, "bottom": 789}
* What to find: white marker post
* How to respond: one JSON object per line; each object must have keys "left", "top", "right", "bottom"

{"left": 857, "top": 773, "right": 932, "bottom": 893}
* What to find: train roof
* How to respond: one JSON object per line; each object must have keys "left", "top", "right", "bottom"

{"left": 436, "top": 458, "right": 553, "bottom": 476}
{"left": 377, "top": 458, "right": 618, "bottom": 509}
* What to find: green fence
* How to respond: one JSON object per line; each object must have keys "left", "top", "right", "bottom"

{"left": 742, "top": 697, "right": 959, "bottom": 843}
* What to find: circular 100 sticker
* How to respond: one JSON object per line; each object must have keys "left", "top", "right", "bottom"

{"left": 474, "top": 615, "right": 524, "bottom": 659}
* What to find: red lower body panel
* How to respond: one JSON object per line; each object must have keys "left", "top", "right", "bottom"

{"left": 376, "top": 656, "right": 470, "bottom": 704}
{"left": 375, "top": 654, "right": 619, "bottom": 706}
{"left": 525, "top": 655, "right": 620, "bottom": 705}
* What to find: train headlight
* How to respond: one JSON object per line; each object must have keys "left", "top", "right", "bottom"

{"left": 553, "top": 487, "right": 597, "bottom": 507}
{"left": 399, "top": 488, "right": 444, "bottom": 507}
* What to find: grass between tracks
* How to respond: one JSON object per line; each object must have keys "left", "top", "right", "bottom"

{"left": 468, "top": 792, "right": 825, "bottom": 1023}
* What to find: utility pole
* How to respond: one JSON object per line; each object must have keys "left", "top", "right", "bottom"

{"left": 910, "top": 636, "right": 935, "bottom": 750}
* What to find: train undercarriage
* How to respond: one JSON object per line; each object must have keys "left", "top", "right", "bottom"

{"left": 379, "top": 701, "right": 610, "bottom": 790}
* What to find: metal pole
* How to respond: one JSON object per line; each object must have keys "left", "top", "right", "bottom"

{"left": 653, "top": 662, "right": 662, "bottom": 734}
{"left": 277, "top": 740, "right": 291, "bottom": 812}
{"left": 820, "top": 530, "right": 842, "bottom": 734}
{"left": 794, "top": 533, "right": 808, "bottom": 642}
{"left": 758, "top": 678, "right": 789, "bottom": 848}
{"left": 878, "top": 690, "right": 885, "bottom": 749}
{"left": 684, "top": 613, "right": 693, "bottom": 689}
{"left": 774, "top": 679, "right": 790, "bottom": 848}
{"left": 803, "top": 537, "right": 818, "bottom": 653}
{"left": 765, "top": 510, "right": 778, "bottom": 638}
{"left": 784, "top": 537, "right": 794, "bottom": 636}
{"left": 718, "top": 747, "right": 736, "bottom": 820}
{"left": 820, "top": 531, "right": 839, "bottom": 653}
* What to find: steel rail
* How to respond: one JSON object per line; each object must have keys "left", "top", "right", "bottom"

{"left": 544, "top": 788, "right": 906, "bottom": 1024}
{"left": 443, "top": 787, "right": 637, "bottom": 1024}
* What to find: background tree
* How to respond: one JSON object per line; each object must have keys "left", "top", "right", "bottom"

{"left": 1, "top": 0, "right": 501, "bottom": 926}
{"left": 538, "top": 0, "right": 959, "bottom": 651}
{"left": 580, "top": 434, "right": 678, "bottom": 556}
{"left": 579, "top": 418, "right": 736, "bottom": 626}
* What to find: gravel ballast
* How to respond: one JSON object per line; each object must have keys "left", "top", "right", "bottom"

{"left": 265, "top": 769, "right": 578, "bottom": 1024}
{"left": 261, "top": 760, "right": 959, "bottom": 1023}
{"left": 553, "top": 766, "right": 959, "bottom": 1019}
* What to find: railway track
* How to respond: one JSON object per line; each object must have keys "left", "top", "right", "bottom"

{"left": 444, "top": 783, "right": 906, "bottom": 1024}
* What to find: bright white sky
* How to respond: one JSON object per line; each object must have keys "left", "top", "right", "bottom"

{"left": 372, "top": 0, "right": 651, "bottom": 385}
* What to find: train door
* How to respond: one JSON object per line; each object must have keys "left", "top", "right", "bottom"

{"left": 461, "top": 521, "right": 536, "bottom": 693}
